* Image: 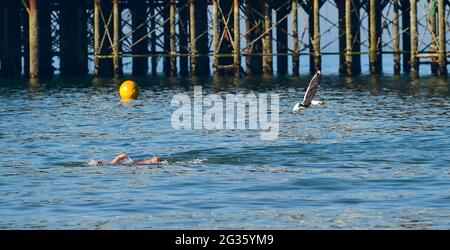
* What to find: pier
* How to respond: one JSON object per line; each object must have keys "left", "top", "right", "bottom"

{"left": 0, "top": 0, "right": 448, "bottom": 78}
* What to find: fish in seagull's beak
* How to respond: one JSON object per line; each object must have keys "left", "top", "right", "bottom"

{"left": 292, "top": 103, "right": 305, "bottom": 112}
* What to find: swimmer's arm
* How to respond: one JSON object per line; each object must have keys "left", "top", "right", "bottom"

{"left": 136, "top": 156, "right": 161, "bottom": 165}
{"left": 108, "top": 153, "right": 130, "bottom": 165}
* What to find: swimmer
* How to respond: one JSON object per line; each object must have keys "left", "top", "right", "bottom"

{"left": 86, "top": 153, "right": 161, "bottom": 166}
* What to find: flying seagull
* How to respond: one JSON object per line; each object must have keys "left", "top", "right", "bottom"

{"left": 292, "top": 70, "right": 324, "bottom": 112}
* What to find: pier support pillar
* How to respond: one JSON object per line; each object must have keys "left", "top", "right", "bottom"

{"left": 38, "top": 0, "right": 53, "bottom": 77}
{"left": 219, "top": 0, "right": 234, "bottom": 76}
{"left": 345, "top": 0, "right": 352, "bottom": 76}
{"left": 312, "top": 0, "right": 321, "bottom": 73}
{"left": 429, "top": 1, "right": 438, "bottom": 75}
{"left": 411, "top": 0, "right": 419, "bottom": 77}
{"left": 150, "top": 1, "right": 157, "bottom": 76}
{"left": 245, "top": 1, "right": 263, "bottom": 76}
{"left": 179, "top": 0, "right": 189, "bottom": 76}
{"left": 369, "top": 0, "right": 381, "bottom": 74}
{"left": 262, "top": 0, "right": 273, "bottom": 75}
{"left": 113, "top": 0, "right": 122, "bottom": 77}
{"left": 213, "top": 0, "right": 219, "bottom": 76}
{"left": 234, "top": 0, "right": 241, "bottom": 77}
{"left": 196, "top": 0, "right": 210, "bottom": 75}
{"left": 129, "top": 0, "right": 149, "bottom": 76}
{"left": 163, "top": 1, "right": 170, "bottom": 76}
{"left": 0, "top": 0, "right": 2, "bottom": 75}
{"left": 393, "top": 0, "right": 401, "bottom": 75}
{"left": 170, "top": 0, "right": 178, "bottom": 76}
{"left": 0, "top": 1, "right": 22, "bottom": 77}
{"left": 29, "top": 0, "right": 39, "bottom": 78}
{"left": 60, "top": 1, "right": 88, "bottom": 76}
{"left": 437, "top": 0, "right": 447, "bottom": 77}
{"left": 336, "top": 0, "right": 345, "bottom": 74}
{"left": 292, "top": 0, "right": 299, "bottom": 76}
{"left": 94, "top": 0, "right": 99, "bottom": 76}
{"left": 94, "top": 0, "right": 114, "bottom": 77}
{"left": 401, "top": 0, "right": 411, "bottom": 73}
{"left": 351, "top": 1, "right": 361, "bottom": 74}
{"left": 189, "top": 0, "right": 197, "bottom": 75}
{"left": 276, "top": 3, "right": 288, "bottom": 75}
{"left": 21, "top": 7, "right": 30, "bottom": 77}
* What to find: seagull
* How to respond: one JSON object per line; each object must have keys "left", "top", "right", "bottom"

{"left": 292, "top": 70, "right": 324, "bottom": 112}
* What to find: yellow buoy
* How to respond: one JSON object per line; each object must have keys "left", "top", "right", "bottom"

{"left": 119, "top": 80, "right": 139, "bottom": 100}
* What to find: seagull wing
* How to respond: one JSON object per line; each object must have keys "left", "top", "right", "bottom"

{"left": 302, "top": 71, "right": 321, "bottom": 107}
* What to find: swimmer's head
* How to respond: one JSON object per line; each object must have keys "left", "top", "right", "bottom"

{"left": 87, "top": 160, "right": 103, "bottom": 166}
{"left": 119, "top": 80, "right": 139, "bottom": 101}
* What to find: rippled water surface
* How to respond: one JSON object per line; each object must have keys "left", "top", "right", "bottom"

{"left": 0, "top": 75, "right": 449, "bottom": 229}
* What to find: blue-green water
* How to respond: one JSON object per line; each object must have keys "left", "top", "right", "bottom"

{"left": 0, "top": 75, "right": 449, "bottom": 229}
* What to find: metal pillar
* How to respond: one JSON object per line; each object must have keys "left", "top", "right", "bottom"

{"left": 196, "top": 0, "right": 210, "bottom": 75}
{"left": 234, "top": 0, "right": 241, "bottom": 77}
{"left": 213, "top": 0, "right": 219, "bottom": 76}
{"left": 276, "top": 4, "right": 288, "bottom": 75}
{"left": 60, "top": 1, "right": 88, "bottom": 76}
{"left": 369, "top": 0, "right": 381, "bottom": 74}
{"left": 170, "top": 0, "right": 177, "bottom": 76}
{"left": 437, "top": 0, "right": 447, "bottom": 76}
{"left": 262, "top": 0, "right": 272, "bottom": 75}
{"left": 411, "top": 0, "right": 418, "bottom": 76}
{"left": 130, "top": 0, "right": 149, "bottom": 76}
{"left": 29, "top": 0, "right": 39, "bottom": 78}
{"left": 189, "top": 0, "right": 197, "bottom": 75}
{"left": 0, "top": 1, "right": 22, "bottom": 77}
{"left": 345, "top": 0, "right": 352, "bottom": 75}
{"left": 179, "top": 0, "right": 189, "bottom": 76}
{"left": 393, "top": 0, "right": 400, "bottom": 74}
{"left": 150, "top": 1, "right": 157, "bottom": 75}
{"left": 312, "top": 0, "right": 321, "bottom": 73}
{"left": 292, "top": 0, "right": 299, "bottom": 76}
{"left": 401, "top": 0, "right": 411, "bottom": 73}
